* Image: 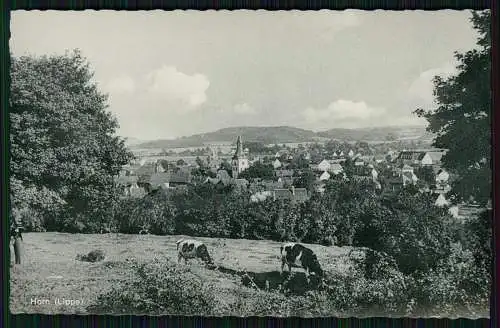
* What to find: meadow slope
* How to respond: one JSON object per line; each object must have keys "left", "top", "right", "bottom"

{"left": 10, "top": 232, "right": 353, "bottom": 315}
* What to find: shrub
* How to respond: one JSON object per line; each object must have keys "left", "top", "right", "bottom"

{"left": 90, "top": 260, "right": 220, "bottom": 315}
{"left": 407, "top": 242, "right": 490, "bottom": 316}
{"left": 76, "top": 249, "right": 105, "bottom": 262}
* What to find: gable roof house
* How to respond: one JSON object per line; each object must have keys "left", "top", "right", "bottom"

{"left": 426, "top": 150, "right": 447, "bottom": 166}
{"left": 435, "top": 193, "right": 450, "bottom": 207}
{"left": 273, "top": 159, "right": 282, "bottom": 169}
{"left": 149, "top": 172, "right": 171, "bottom": 189}
{"left": 317, "top": 159, "right": 331, "bottom": 172}
{"left": 328, "top": 163, "right": 344, "bottom": 175}
{"left": 397, "top": 151, "right": 426, "bottom": 166}
{"left": 402, "top": 170, "right": 418, "bottom": 186}
{"left": 319, "top": 171, "right": 331, "bottom": 181}
{"left": 397, "top": 149, "right": 447, "bottom": 167}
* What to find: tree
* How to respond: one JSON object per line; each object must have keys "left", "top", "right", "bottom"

{"left": 195, "top": 156, "right": 205, "bottom": 169}
{"left": 176, "top": 159, "right": 187, "bottom": 166}
{"left": 414, "top": 166, "right": 436, "bottom": 186}
{"left": 238, "top": 162, "right": 274, "bottom": 181}
{"left": 414, "top": 11, "right": 491, "bottom": 205}
{"left": 288, "top": 154, "right": 310, "bottom": 170}
{"left": 294, "top": 169, "right": 317, "bottom": 192}
{"left": 10, "top": 50, "right": 133, "bottom": 232}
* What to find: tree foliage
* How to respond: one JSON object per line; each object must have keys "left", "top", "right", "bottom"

{"left": 238, "top": 162, "right": 274, "bottom": 181}
{"left": 414, "top": 11, "right": 491, "bottom": 205}
{"left": 10, "top": 50, "right": 133, "bottom": 231}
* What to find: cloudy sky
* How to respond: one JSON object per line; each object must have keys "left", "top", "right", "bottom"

{"left": 10, "top": 10, "right": 480, "bottom": 140}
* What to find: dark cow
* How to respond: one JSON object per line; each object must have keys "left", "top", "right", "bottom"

{"left": 176, "top": 239, "right": 214, "bottom": 266}
{"left": 280, "top": 243, "right": 323, "bottom": 281}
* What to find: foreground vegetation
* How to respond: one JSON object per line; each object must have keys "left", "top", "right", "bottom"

{"left": 10, "top": 232, "right": 489, "bottom": 317}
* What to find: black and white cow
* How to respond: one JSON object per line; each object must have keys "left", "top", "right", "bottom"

{"left": 176, "top": 239, "right": 214, "bottom": 266}
{"left": 280, "top": 243, "right": 323, "bottom": 281}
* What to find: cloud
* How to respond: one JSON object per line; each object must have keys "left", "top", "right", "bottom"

{"left": 302, "top": 99, "right": 386, "bottom": 124}
{"left": 105, "top": 76, "right": 135, "bottom": 94}
{"left": 408, "top": 62, "right": 458, "bottom": 105}
{"left": 146, "top": 65, "right": 210, "bottom": 107}
{"left": 234, "top": 103, "right": 257, "bottom": 115}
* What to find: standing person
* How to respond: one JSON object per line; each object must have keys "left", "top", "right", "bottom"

{"left": 10, "top": 208, "right": 24, "bottom": 265}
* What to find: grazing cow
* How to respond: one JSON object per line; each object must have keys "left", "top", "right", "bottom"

{"left": 280, "top": 243, "right": 323, "bottom": 281}
{"left": 176, "top": 239, "right": 214, "bottom": 266}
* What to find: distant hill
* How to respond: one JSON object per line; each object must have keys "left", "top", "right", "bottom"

{"left": 134, "top": 126, "right": 319, "bottom": 149}
{"left": 317, "top": 126, "right": 433, "bottom": 141}
{"left": 133, "top": 125, "right": 433, "bottom": 149}
{"left": 123, "top": 137, "right": 149, "bottom": 147}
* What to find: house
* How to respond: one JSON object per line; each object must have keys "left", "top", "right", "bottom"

{"left": 135, "top": 163, "right": 157, "bottom": 182}
{"left": 354, "top": 157, "right": 365, "bottom": 166}
{"left": 319, "top": 171, "right": 331, "bottom": 181}
{"left": 436, "top": 169, "right": 450, "bottom": 184}
{"left": 216, "top": 169, "right": 232, "bottom": 185}
{"left": 248, "top": 180, "right": 284, "bottom": 193}
{"left": 397, "top": 149, "right": 447, "bottom": 167}
{"left": 339, "top": 151, "right": 345, "bottom": 157}
{"left": 273, "top": 159, "right": 282, "bottom": 169}
{"left": 293, "top": 188, "right": 309, "bottom": 203}
{"left": 397, "top": 151, "right": 426, "bottom": 166}
{"left": 426, "top": 150, "right": 446, "bottom": 166}
{"left": 115, "top": 175, "right": 147, "bottom": 197}
{"left": 275, "top": 169, "right": 294, "bottom": 179}
{"left": 328, "top": 163, "right": 344, "bottom": 175}
{"left": 435, "top": 194, "right": 449, "bottom": 207}
{"left": 272, "top": 186, "right": 309, "bottom": 203}
{"left": 402, "top": 170, "right": 418, "bottom": 186}
{"left": 332, "top": 151, "right": 338, "bottom": 157}
{"left": 317, "top": 159, "right": 331, "bottom": 172}
{"left": 386, "top": 176, "right": 404, "bottom": 193}
{"left": 273, "top": 188, "right": 293, "bottom": 201}
{"left": 169, "top": 170, "right": 192, "bottom": 186}
{"left": 348, "top": 150, "right": 355, "bottom": 158}
{"left": 371, "top": 155, "right": 385, "bottom": 164}
{"left": 250, "top": 191, "right": 273, "bottom": 202}
{"left": 277, "top": 176, "right": 294, "bottom": 186}
{"left": 149, "top": 172, "right": 171, "bottom": 189}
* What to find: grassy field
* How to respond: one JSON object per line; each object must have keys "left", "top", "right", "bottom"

{"left": 10, "top": 232, "right": 353, "bottom": 315}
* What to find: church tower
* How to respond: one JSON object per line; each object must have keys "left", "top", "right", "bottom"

{"left": 231, "top": 136, "right": 249, "bottom": 178}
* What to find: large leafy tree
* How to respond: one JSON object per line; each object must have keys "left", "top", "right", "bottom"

{"left": 414, "top": 11, "right": 491, "bottom": 205}
{"left": 10, "top": 50, "right": 133, "bottom": 231}
{"left": 238, "top": 162, "right": 274, "bottom": 181}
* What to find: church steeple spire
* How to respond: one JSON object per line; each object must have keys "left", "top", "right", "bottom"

{"left": 233, "top": 135, "right": 243, "bottom": 159}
